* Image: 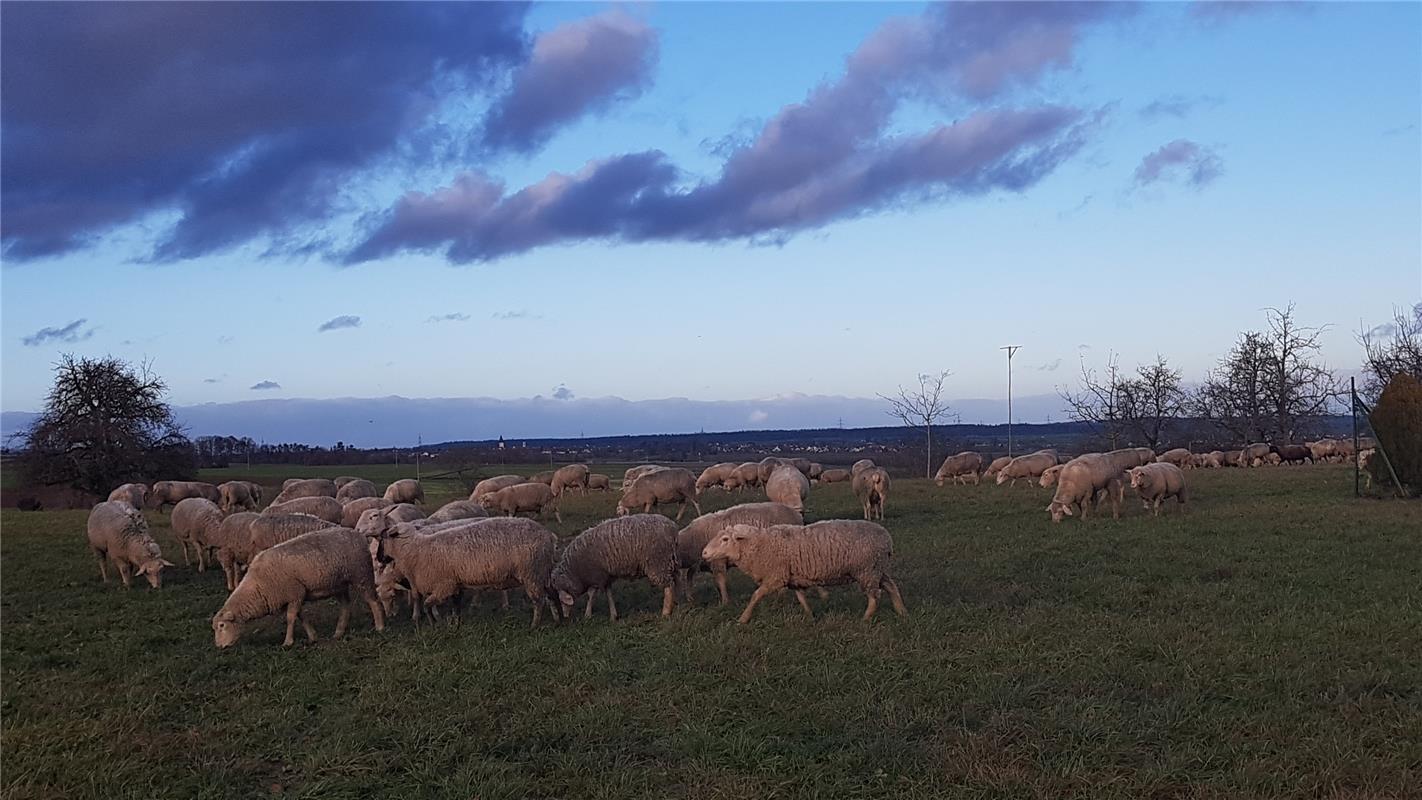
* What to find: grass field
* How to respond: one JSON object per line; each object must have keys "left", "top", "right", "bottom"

{"left": 2, "top": 464, "right": 1419, "bottom": 799}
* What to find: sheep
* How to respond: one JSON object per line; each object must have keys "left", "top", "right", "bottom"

{"left": 1276, "top": 444, "right": 1312, "bottom": 465}
{"left": 808, "top": 463, "right": 824, "bottom": 481}
{"left": 723, "top": 462, "right": 760, "bottom": 491}
{"left": 372, "top": 517, "right": 558, "bottom": 626}
{"left": 1045, "top": 454, "right": 1125, "bottom": 523}
{"left": 479, "top": 482, "right": 561, "bottom": 523}
{"left": 263, "top": 496, "right": 343, "bottom": 524}
{"left": 528, "top": 471, "right": 555, "bottom": 485}
{"left": 818, "top": 468, "right": 851, "bottom": 484}
{"left": 1156, "top": 448, "right": 1193, "bottom": 468}
{"left": 426, "top": 500, "right": 489, "bottom": 523}
{"left": 1222, "top": 449, "right": 1244, "bottom": 467}
{"left": 676, "top": 502, "right": 802, "bottom": 605}
{"left": 552, "top": 514, "right": 680, "bottom": 621}
{"left": 785, "top": 458, "right": 815, "bottom": 478}
{"left": 171, "top": 497, "right": 224, "bottom": 570}
{"left": 218, "top": 481, "right": 260, "bottom": 513}
{"left": 1038, "top": 464, "right": 1066, "bottom": 489}
{"left": 332, "top": 476, "right": 361, "bottom": 488}
{"left": 623, "top": 465, "right": 663, "bottom": 488}
{"left": 934, "top": 452, "right": 984, "bottom": 486}
{"left": 470, "top": 475, "right": 526, "bottom": 501}
{"left": 212, "top": 526, "right": 385, "bottom": 648}
{"left": 86, "top": 501, "right": 174, "bottom": 588}
{"left": 1307, "top": 439, "right": 1338, "bottom": 463}
{"left": 340, "top": 496, "right": 392, "bottom": 528}
{"left": 206, "top": 512, "right": 258, "bottom": 590}
{"left": 765, "top": 464, "right": 810, "bottom": 513}
{"left": 1128, "top": 463, "right": 1189, "bottom": 515}
{"left": 271, "top": 478, "right": 338, "bottom": 505}
{"left": 383, "top": 503, "right": 426, "bottom": 525}
{"left": 995, "top": 451, "right": 1058, "bottom": 486}
{"left": 383, "top": 478, "right": 424, "bottom": 505}
{"left": 617, "top": 467, "right": 701, "bottom": 521}
{"left": 550, "top": 464, "right": 591, "bottom": 497}
{"left": 695, "top": 462, "right": 740, "bottom": 494}
{"left": 1107, "top": 447, "right": 1155, "bottom": 470}
{"left": 587, "top": 474, "right": 612, "bottom": 492}
{"left": 852, "top": 467, "right": 890, "bottom": 520}
{"left": 107, "top": 483, "right": 149, "bottom": 509}
{"left": 147, "top": 481, "right": 220, "bottom": 511}
{"left": 335, "top": 478, "right": 379, "bottom": 503}
{"left": 701, "top": 520, "right": 906, "bottom": 624}
{"left": 1242, "top": 442, "right": 1273, "bottom": 467}
{"left": 281, "top": 478, "right": 302, "bottom": 491}
{"left": 850, "top": 459, "right": 876, "bottom": 477}
{"left": 756, "top": 457, "right": 787, "bottom": 485}
{"left": 221, "top": 513, "right": 336, "bottom": 591}
{"left": 983, "top": 456, "right": 1012, "bottom": 480}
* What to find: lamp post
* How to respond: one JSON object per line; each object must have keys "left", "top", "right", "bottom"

{"left": 1001, "top": 345, "right": 1021, "bottom": 457}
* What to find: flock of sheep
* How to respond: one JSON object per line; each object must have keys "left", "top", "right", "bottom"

{"left": 82, "top": 439, "right": 1363, "bottom": 649}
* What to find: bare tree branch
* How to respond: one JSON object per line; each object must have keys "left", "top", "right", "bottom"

{"left": 879, "top": 370, "right": 952, "bottom": 478}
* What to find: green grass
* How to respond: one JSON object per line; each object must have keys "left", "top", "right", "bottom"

{"left": 3, "top": 465, "right": 1420, "bottom": 799}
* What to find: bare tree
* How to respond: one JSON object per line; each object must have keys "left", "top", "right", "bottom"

{"left": 880, "top": 370, "right": 951, "bottom": 479}
{"left": 1059, "top": 353, "right": 1131, "bottom": 449}
{"left": 1359, "top": 303, "right": 1422, "bottom": 402}
{"left": 1120, "top": 356, "right": 1188, "bottom": 450}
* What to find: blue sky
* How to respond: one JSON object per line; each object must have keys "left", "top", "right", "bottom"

{"left": 2, "top": 2, "right": 1419, "bottom": 430}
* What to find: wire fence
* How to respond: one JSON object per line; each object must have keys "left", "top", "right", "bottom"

{"left": 1350, "top": 377, "right": 1406, "bottom": 498}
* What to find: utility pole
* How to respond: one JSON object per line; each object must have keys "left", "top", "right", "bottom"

{"left": 416, "top": 435, "right": 422, "bottom": 481}
{"left": 1001, "top": 345, "right": 1021, "bottom": 457}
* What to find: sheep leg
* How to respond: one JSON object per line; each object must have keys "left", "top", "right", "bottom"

{"left": 674, "top": 502, "right": 687, "bottom": 523}
{"left": 584, "top": 588, "right": 598, "bottom": 619}
{"left": 530, "top": 595, "right": 543, "bottom": 628}
{"left": 677, "top": 569, "right": 692, "bottom": 603}
{"left": 366, "top": 594, "right": 386, "bottom": 633}
{"left": 606, "top": 588, "right": 619, "bottom": 622}
{"left": 714, "top": 569, "right": 730, "bottom": 606}
{"left": 660, "top": 586, "right": 675, "bottom": 618}
{"left": 196, "top": 542, "right": 207, "bottom": 572}
{"left": 883, "top": 578, "right": 908, "bottom": 616}
{"left": 94, "top": 551, "right": 109, "bottom": 582}
{"left": 178, "top": 539, "right": 192, "bottom": 566}
{"left": 283, "top": 601, "right": 303, "bottom": 646}
{"left": 333, "top": 593, "right": 352, "bottom": 639}
{"left": 737, "top": 584, "right": 776, "bottom": 624}
{"left": 499, "top": 590, "right": 510, "bottom": 611}
{"left": 117, "top": 561, "right": 133, "bottom": 589}
{"left": 690, "top": 498, "right": 702, "bottom": 518}
{"left": 794, "top": 590, "right": 814, "bottom": 618}
{"left": 862, "top": 588, "right": 881, "bottom": 620}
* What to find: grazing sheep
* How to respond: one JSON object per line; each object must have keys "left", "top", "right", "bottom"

{"left": 264, "top": 496, "right": 343, "bottom": 524}
{"left": 756, "top": 457, "right": 787, "bottom": 485}
{"left": 340, "top": 496, "right": 393, "bottom": 527}
{"left": 701, "top": 520, "right": 906, "bottom": 624}
{"left": 147, "top": 481, "right": 220, "bottom": 511}
{"left": 852, "top": 467, "right": 890, "bottom": 520}
{"left": 1242, "top": 443, "right": 1273, "bottom": 467}
{"left": 587, "top": 474, "right": 612, "bottom": 492}
{"left": 332, "top": 476, "right": 361, "bottom": 488}
{"left": 996, "top": 451, "right": 1058, "bottom": 486}
{"left": 335, "top": 478, "right": 379, "bottom": 503}
{"left": 850, "top": 459, "right": 876, "bottom": 477}
{"left": 479, "top": 482, "right": 561, "bottom": 523}
{"left": 983, "top": 456, "right": 1012, "bottom": 480}
{"left": 677, "top": 502, "right": 802, "bottom": 605}
{"left": 529, "top": 471, "right": 555, "bottom": 485}
{"left": 765, "top": 465, "right": 810, "bottom": 513}
{"left": 550, "top": 464, "right": 591, "bottom": 497}
{"left": 281, "top": 478, "right": 302, "bottom": 491}
{"left": 723, "top": 462, "right": 760, "bottom": 491}
{"left": 107, "top": 483, "right": 149, "bottom": 509}
{"left": 1046, "top": 454, "right": 1126, "bottom": 523}
{"left": 785, "top": 458, "right": 815, "bottom": 478}
{"left": 1262, "top": 451, "right": 1283, "bottom": 466}
{"left": 271, "top": 478, "right": 338, "bottom": 505}
{"left": 222, "top": 513, "right": 336, "bottom": 591}
{"left": 426, "top": 500, "right": 489, "bottom": 523}
{"left": 1276, "top": 444, "right": 1311, "bottom": 465}
{"left": 935, "top": 452, "right": 985, "bottom": 486}
{"left": 1199, "top": 451, "right": 1225, "bottom": 469}
{"left": 552, "top": 514, "right": 680, "bottom": 621}
{"left": 1038, "top": 464, "right": 1066, "bottom": 489}
{"left": 623, "top": 465, "right": 663, "bottom": 488}
{"left": 217, "top": 481, "right": 260, "bottom": 513}
{"left": 383, "top": 503, "right": 426, "bottom": 525}
{"left": 373, "top": 517, "right": 558, "bottom": 626}
{"left": 207, "top": 512, "right": 258, "bottom": 590}
{"left": 617, "top": 468, "right": 701, "bottom": 521}
{"left": 86, "top": 501, "right": 174, "bottom": 588}
{"left": 808, "top": 463, "right": 824, "bottom": 480}
{"left": 470, "top": 475, "right": 526, "bottom": 500}
{"left": 1128, "top": 463, "right": 1189, "bottom": 515}
{"left": 695, "top": 462, "right": 740, "bottom": 494}
{"left": 212, "top": 527, "right": 385, "bottom": 648}
{"left": 383, "top": 479, "right": 424, "bottom": 505}
{"left": 1307, "top": 439, "right": 1339, "bottom": 463}
{"left": 818, "top": 468, "right": 851, "bottom": 484}
{"left": 1107, "top": 448, "right": 1155, "bottom": 470}
{"left": 1156, "top": 448, "right": 1193, "bottom": 468}
{"left": 171, "top": 497, "right": 224, "bottom": 570}
{"left": 1222, "top": 449, "right": 1244, "bottom": 467}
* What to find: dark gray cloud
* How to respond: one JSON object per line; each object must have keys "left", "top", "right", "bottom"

{"left": 317, "top": 315, "right": 361, "bottom": 332}
{"left": 483, "top": 12, "right": 658, "bottom": 154}
{"left": 348, "top": 3, "right": 1124, "bottom": 264}
{"left": 551, "top": 384, "right": 575, "bottom": 401}
{"left": 250, "top": 380, "right": 281, "bottom": 391}
{"left": 203, "top": 377, "right": 222, "bottom": 384}
{"left": 1133, "top": 140, "right": 1224, "bottom": 187}
{"left": 1, "top": 3, "right": 529, "bottom": 261}
{"left": 1139, "top": 94, "right": 1222, "bottom": 120}
{"left": 21, "top": 318, "right": 94, "bottom": 346}
{"left": 426, "top": 313, "right": 471, "bottom": 323}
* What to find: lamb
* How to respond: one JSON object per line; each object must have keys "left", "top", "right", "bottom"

{"left": 218, "top": 481, "right": 260, "bottom": 513}
{"left": 206, "top": 512, "right": 259, "bottom": 590}
{"left": 616, "top": 467, "right": 701, "bottom": 521}
{"left": 818, "top": 468, "right": 851, "bottom": 484}
{"left": 1038, "top": 464, "right": 1066, "bottom": 489}
{"left": 86, "top": 501, "right": 174, "bottom": 588}
{"left": 676, "top": 502, "right": 802, "bottom": 605}
{"left": 765, "top": 465, "right": 810, "bottom": 513}
{"left": 1045, "top": 454, "right": 1126, "bottom": 523}
{"left": 701, "top": 520, "right": 906, "bottom": 624}
{"left": 147, "top": 481, "right": 220, "bottom": 511}
{"left": 373, "top": 517, "right": 558, "bottom": 626}
{"left": 695, "top": 462, "right": 740, "bottom": 494}
{"left": 264, "top": 496, "right": 343, "bottom": 524}
{"left": 383, "top": 478, "right": 424, "bottom": 505}
{"left": 934, "top": 452, "right": 984, "bottom": 486}
{"left": 107, "top": 483, "right": 149, "bottom": 509}
{"left": 550, "top": 464, "right": 591, "bottom": 496}
{"left": 426, "top": 500, "right": 489, "bottom": 523}
{"left": 850, "top": 459, "right": 876, "bottom": 477}
{"left": 983, "top": 456, "right": 1012, "bottom": 480}
{"left": 470, "top": 475, "right": 526, "bottom": 500}
{"left": 335, "top": 478, "right": 379, "bottom": 503}
{"left": 170, "top": 497, "right": 224, "bottom": 570}
{"left": 995, "top": 451, "right": 1057, "bottom": 486}
{"left": 479, "top": 482, "right": 561, "bottom": 523}
{"left": 723, "top": 462, "right": 760, "bottom": 491}
{"left": 212, "top": 526, "right": 385, "bottom": 648}
{"left": 271, "top": 478, "right": 338, "bottom": 505}
{"left": 340, "top": 496, "right": 392, "bottom": 527}
{"left": 551, "top": 514, "right": 680, "bottom": 621}
{"left": 756, "top": 457, "right": 788, "bottom": 485}
{"left": 587, "top": 474, "right": 611, "bottom": 492}
{"left": 1156, "top": 448, "right": 1193, "bottom": 468}
{"left": 852, "top": 467, "right": 890, "bottom": 520}
{"left": 1128, "top": 463, "right": 1189, "bottom": 516}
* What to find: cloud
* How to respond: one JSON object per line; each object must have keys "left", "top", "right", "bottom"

{"left": 250, "top": 380, "right": 281, "bottom": 390}
{"left": 217, "top": 335, "right": 235, "bottom": 345}
{"left": 1139, "top": 94, "right": 1222, "bottom": 120}
{"left": 426, "top": 313, "right": 470, "bottom": 323}
{"left": 492, "top": 310, "right": 540, "bottom": 320}
{"left": 1382, "top": 123, "right": 1417, "bottom": 137}
{"left": 1078, "top": 343, "right": 1092, "bottom": 350}
{"left": 1190, "top": 1, "right": 1308, "bottom": 25}
{"left": 347, "top": 2, "right": 1125, "bottom": 264}
{"left": 203, "top": 377, "right": 222, "bottom": 384}
{"left": 551, "top": 384, "right": 575, "bottom": 401}
{"left": 317, "top": 315, "right": 361, "bottom": 332}
{"left": 1, "top": 4, "right": 528, "bottom": 261}
{"left": 1038, "top": 359, "right": 1063, "bottom": 372}
{"left": 749, "top": 409, "right": 769, "bottom": 424}
{"left": 1057, "top": 194, "right": 1093, "bottom": 219}
{"left": 21, "top": 318, "right": 94, "bottom": 346}
{"left": 1367, "top": 322, "right": 1400, "bottom": 339}
{"left": 1133, "top": 139, "right": 1223, "bottom": 188}
{"left": 482, "top": 12, "right": 658, "bottom": 154}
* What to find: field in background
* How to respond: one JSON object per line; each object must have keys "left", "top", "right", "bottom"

{"left": 3, "top": 465, "right": 1419, "bottom": 798}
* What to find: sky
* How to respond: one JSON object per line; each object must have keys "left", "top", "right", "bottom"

{"left": 2, "top": 1, "right": 1419, "bottom": 438}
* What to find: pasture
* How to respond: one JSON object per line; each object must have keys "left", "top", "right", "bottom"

{"left": 2, "top": 464, "right": 1419, "bottom": 799}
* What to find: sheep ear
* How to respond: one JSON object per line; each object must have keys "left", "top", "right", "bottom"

{"left": 558, "top": 590, "right": 575, "bottom": 605}
{"left": 160, "top": 559, "right": 175, "bottom": 568}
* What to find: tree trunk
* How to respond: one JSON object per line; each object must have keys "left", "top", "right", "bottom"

{"left": 925, "top": 424, "right": 933, "bottom": 479}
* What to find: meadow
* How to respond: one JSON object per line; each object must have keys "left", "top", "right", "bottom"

{"left": 2, "top": 464, "right": 1419, "bottom": 799}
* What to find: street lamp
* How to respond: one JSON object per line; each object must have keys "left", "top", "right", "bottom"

{"left": 1001, "top": 345, "right": 1021, "bottom": 457}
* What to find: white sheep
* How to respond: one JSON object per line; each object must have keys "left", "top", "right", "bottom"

{"left": 86, "top": 501, "right": 173, "bottom": 588}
